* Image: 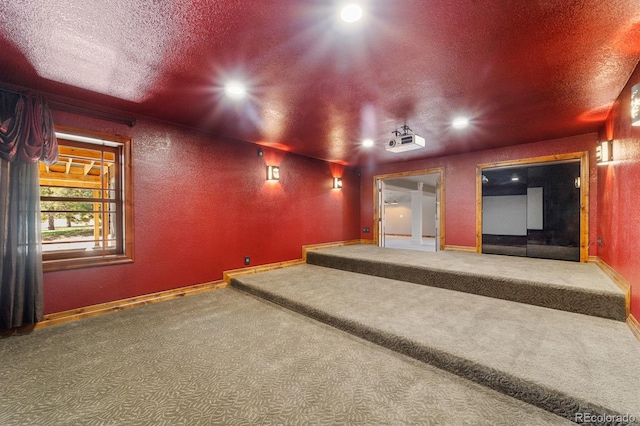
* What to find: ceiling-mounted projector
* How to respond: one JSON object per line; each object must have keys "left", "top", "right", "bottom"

{"left": 385, "top": 133, "right": 425, "bottom": 153}
{"left": 385, "top": 123, "right": 425, "bottom": 153}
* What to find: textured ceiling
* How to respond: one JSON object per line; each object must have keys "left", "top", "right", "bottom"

{"left": 1, "top": 0, "right": 640, "bottom": 166}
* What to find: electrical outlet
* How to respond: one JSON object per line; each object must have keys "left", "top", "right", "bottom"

{"left": 362, "top": 227, "right": 370, "bottom": 233}
{"left": 244, "top": 256, "right": 250, "bottom": 265}
{"left": 597, "top": 237, "right": 603, "bottom": 247}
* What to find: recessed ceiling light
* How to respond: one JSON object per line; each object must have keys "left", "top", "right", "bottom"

{"left": 362, "top": 138, "right": 374, "bottom": 147}
{"left": 452, "top": 117, "right": 470, "bottom": 129}
{"left": 341, "top": 3, "right": 363, "bottom": 23}
{"left": 225, "top": 81, "right": 246, "bottom": 99}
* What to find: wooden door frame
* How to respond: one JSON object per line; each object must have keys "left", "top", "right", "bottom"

{"left": 476, "top": 152, "right": 589, "bottom": 262}
{"left": 373, "top": 167, "right": 445, "bottom": 250}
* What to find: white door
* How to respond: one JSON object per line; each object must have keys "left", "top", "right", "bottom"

{"left": 377, "top": 179, "right": 386, "bottom": 247}
{"left": 435, "top": 175, "right": 441, "bottom": 251}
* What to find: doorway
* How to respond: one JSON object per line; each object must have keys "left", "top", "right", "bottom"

{"left": 476, "top": 152, "right": 589, "bottom": 262}
{"left": 374, "top": 168, "right": 444, "bottom": 252}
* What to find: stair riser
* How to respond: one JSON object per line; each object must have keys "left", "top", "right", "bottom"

{"left": 306, "top": 252, "right": 626, "bottom": 321}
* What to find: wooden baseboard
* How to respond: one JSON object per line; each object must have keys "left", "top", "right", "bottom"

{"left": 302, "top": 239, "right": 365, "bottom": 260}
{"left": 2, "top": 280, "right": 230, "bottom": 334}
{"left": 591, "top": 257, "right": 631, "bottom": 318}
{"left": 3, "top": 239, "right": 373, "bottom": 336}
{"left": 385, "top": 234, "right": 436, "bottom": 238}
{"left": 224, "top": 239, "right": 368, "bottom": 283}
{"left": 223, "top": 259, "right": 306, "bottom": 284}
{"left": 628, "top": 314, "right": 640, "bottom": 343}
{"left": 444, "top": 245, "right": 477, "bottom": 253}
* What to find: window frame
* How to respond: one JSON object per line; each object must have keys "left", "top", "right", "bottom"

{"left": 42, "top": 125, "right": 134, "bottom": 272}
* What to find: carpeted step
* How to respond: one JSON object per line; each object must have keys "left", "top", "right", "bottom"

{"left": 231, "top": 264, "right": 640, "bottom": 425}
{"left": 305, "top": 245, "right": 627, "bottom": 321}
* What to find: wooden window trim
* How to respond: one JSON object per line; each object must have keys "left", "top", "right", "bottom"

{"left": 42, "top": 125, "right": 134, "bottom": 272}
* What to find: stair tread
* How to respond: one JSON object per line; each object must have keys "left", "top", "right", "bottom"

{"left": 233, "top": 263, "right": 640, "bottom": 420}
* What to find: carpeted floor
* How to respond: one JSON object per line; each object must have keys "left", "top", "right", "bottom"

{"left": 232, "top": 263, "right": 640, "bottom": 423}
{"left": 0, "top": 288, "right": 572, "bottom": 425}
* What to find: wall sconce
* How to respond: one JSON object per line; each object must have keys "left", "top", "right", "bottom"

{"left": 596, "top": 140, "right": 612, "bottom": 163}
{"left": 266, "top": 165, "right": 280, "bottom": 181}
{"left": 333, "top": 177, "right": 343, "bottom": 189}
{"left": 632, "top": 83, "right": 640, "bottom": 126}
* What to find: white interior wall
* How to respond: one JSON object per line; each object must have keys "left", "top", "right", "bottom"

{"left": 384, "top": 196, "right": 436, "bottom": 236}
{"left": 385, "top": 204, "right": 412, "bottom": 235}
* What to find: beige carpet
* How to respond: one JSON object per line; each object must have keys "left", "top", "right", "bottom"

{"left": 0, "top": 288, "right": 572, "bottom": 425}
{"left": 306, "top": 245, "right": 627, "bottom": 320}
{"left": 233, "top": 260, "right": 640, "bottom": 424}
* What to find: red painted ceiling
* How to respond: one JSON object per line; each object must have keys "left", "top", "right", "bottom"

{"left": 1, "top": 0, "right": 639, "bottom": 166}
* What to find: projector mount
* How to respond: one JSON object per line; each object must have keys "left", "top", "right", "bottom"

{"left": 391, "top": 123, "right": 414, "bottom": 137}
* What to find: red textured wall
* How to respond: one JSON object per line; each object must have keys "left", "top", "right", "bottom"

{"left": 360, "top": 133, "right": 599, "bottom": 253}
{"left": 44, "top": 111, "right": 360, "bottom": 314}
{"left": 599, "top": 62, "right": 640, "bottom": 320}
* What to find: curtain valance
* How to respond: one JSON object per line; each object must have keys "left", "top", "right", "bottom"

{"left": 0, "top": 90, "right": 58, "bottom": 165}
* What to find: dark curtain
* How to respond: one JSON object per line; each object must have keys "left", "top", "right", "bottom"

{"left": 0, "top": 90, "right": 58, "bottom": 330}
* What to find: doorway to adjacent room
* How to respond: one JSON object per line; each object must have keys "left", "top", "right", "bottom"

{"left": 373, "top": 168, "right": 445, "bottom": 252}
{"left": 476, "top": 152, "right": 589, "bottom": 262}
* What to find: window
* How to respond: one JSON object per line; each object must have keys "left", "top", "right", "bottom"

{"left": 40, "top": 126, "right": 133, "bottom": 271}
